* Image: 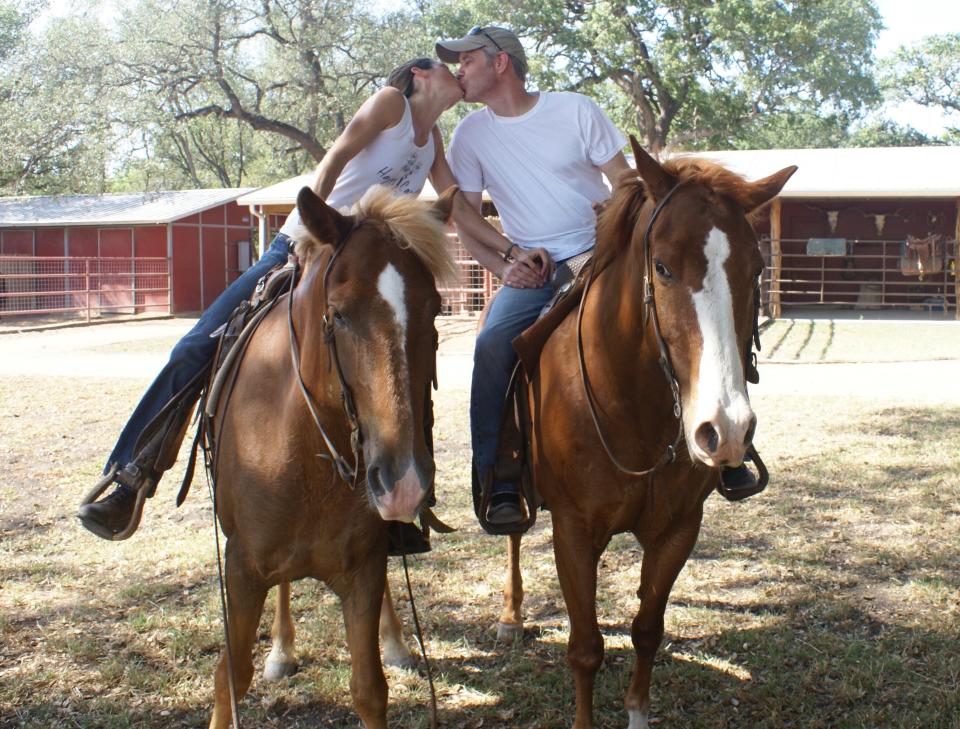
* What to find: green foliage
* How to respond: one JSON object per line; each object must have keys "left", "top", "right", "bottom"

{"left": 0, "top": 13, "right": 116, "bottom": 194}
{"left": 845, "top": 120, "right": 940, "bottom": 148}
{"left": 425, "top": 0, "right": 883, "bottom": 152}
{"left": 882, "top": 33, "right": 960, "bottom": 132}
{"left": 0, "top": 0, "right": 954, "bottom": 194}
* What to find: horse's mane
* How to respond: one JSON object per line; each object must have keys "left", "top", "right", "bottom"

{"left": 594, "top": 157, "right": 758, "bottom": 272}
{"left": 294, "top": 185, "right": 459, "bottom": 286}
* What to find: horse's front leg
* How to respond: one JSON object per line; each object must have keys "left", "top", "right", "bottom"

{"left": 338, "top": 556, "right": 389, "bottom": 729}
{"left": 209, "top": 544, "right": 269, "bottom": 729}
{"left": 263, "top": 581, "right": 297, "bottom": 681}
{"left": 553, "top": 515, "right": 604, "bottom": 729}
{"left": 497, "top": 532, "right": 524, "bottom": 640}
{"left": 380, "top": 580, "right": 416, "bottom": 669}
{"left": 625, "top": 514, "right": 702, "bottom": 729}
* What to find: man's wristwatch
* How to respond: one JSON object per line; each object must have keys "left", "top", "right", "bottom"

{"left": 503, "top": 243, "right": 517, "bottom": 261}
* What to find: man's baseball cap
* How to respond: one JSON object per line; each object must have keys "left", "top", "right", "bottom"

{"left": 435, "top": 25, "right": 528, "bottom": 78}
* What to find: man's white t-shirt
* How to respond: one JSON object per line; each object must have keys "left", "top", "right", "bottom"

{"left": 447, "top": 91, "right": 626, "bottom": 262}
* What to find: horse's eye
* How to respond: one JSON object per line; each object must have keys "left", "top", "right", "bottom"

{"left": 654, "top": 260, "right": 672, "bottom": 280}
{"left": 333, "top": 310, "right": 345, "bottom": 323}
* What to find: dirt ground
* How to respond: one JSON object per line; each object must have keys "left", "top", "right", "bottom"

{"left": 1, "top": 316, "right": 959, "bottom": 728}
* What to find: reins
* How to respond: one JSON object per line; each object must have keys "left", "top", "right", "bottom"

{"left": 576, "top": 181, "right": 687, "bottom": 477}
{"left": 287, "top": 239, "right": 363, "bottom": 486}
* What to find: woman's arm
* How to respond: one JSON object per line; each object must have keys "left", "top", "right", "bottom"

{"left": 311, "top": 88, "right": 407, "bottom": 200}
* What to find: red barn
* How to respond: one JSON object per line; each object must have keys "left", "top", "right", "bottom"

{"left": 0, "top": 188, "right": 255, "bottom": 318}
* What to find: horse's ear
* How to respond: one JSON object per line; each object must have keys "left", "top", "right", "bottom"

{"left": 630, "top": 135, "right": 676, "bottom": 202}
{"left": 431, "top": 184, "right": 459, "bottom": 224}
{"left": 741, "top": 166, "right": 797, "bottom": 212}
{"left": 296, "top": 186, "right": 355, "bottom": 245}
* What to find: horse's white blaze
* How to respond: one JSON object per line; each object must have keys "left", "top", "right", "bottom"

{"left": 626, "top": 708, "right": 649, "bottom": 729}
{"left": 377, "top": 263, "right": 408, "bottom": 346}
{"left": 688, "top": 227, "right": 754, "bottom": 465}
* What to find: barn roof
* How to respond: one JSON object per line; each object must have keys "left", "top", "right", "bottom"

{"left": 668, "top": 146, "right": 960, "bottom": 198}
{"left": 0, "top": 188, "right": 255, "bottom": 228}
{"left": 237, "top": 146, "right": 960, "bottom": 209}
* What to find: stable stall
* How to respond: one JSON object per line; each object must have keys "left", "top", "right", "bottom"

{"left": 679, "top": 147, "right": 960, "bottom": 319}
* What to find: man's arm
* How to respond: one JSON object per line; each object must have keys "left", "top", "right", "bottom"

{"left": 311, "top": 88, "right": 406, "bottom": 200}
{"left": 600, "top": 151, "right": 632, "bottom": 190}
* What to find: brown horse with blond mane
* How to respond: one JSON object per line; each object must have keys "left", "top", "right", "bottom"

{"left": 499, "top": 138, "right": 795, "bottom": 729}
{"left": 206, "top": 184, "right": 458, "bottom": 729}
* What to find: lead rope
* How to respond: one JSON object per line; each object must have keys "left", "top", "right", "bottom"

{"left": 400, "top": 546, "right": 439, "bottom": 729}
{"left": 202, "top": 432, "right": 241, "bottom": 729}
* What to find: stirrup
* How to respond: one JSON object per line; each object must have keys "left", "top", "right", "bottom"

{"left": 79, "top": 463, "right": 153, "bottom": 541}
{"left": 79, "top": 462, "right": 120, "bottom": 507}
{"left": 716, "top": 445, "right": 769, "bottom": 502}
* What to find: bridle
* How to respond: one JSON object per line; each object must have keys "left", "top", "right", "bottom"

{"left": 576, "top": 181, "right": 688, "bottom": 478}
{"left": 286, "top": 230, "right": 365, "bottom": 487}
{"left": 286, "top": 227, "right": 440, "bottom": 491}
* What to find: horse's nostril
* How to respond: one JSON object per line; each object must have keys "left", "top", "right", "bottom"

{"left": 695, "top": 423, "right": 720, "bottom": 455}
{"left": 366, "top": 466, "right": 386, "bottom": 497}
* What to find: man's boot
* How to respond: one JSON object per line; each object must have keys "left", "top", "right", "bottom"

{"left": 77, "top": 463, "right": 156, "bottom": 541}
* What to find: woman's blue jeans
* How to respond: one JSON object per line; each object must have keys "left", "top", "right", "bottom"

{"left": 105, "top": 234, "right": 293, "bottom": 471}
{"left": 470, "top": 281, "right": 557, "bottom": 494}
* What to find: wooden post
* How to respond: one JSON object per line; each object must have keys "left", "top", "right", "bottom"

{"left": 955, "top": 198, "right": 959, "bottom": 320}
{"left": 770, "top": 198, "right": 783, "bottom": 319}
{"left": 85, "top": 259, "right": 91, "bottom": 323}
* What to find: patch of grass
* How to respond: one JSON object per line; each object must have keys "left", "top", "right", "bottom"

{"left": 760, "top": 319, "right": 960, "bottom": 362}
{"left": 2, "top": 323, "right": 960, "bottom": 728}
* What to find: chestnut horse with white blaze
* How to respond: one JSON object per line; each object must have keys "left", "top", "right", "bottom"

{"left": 499, "top": 139, "right": 795, "bottom": 729}
{"left": 206, "top": 184, "right": 458, "bottom": 729}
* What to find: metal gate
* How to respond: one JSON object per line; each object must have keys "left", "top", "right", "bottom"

{"left": 0, "top": 256, "right": 171, "bottom": 321}
{"left": 762, "top": 237, "right": 959, "bottom": 318}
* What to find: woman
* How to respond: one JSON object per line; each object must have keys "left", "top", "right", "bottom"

{"left": 78, "top": 57, "right": 545, "bottom": 541}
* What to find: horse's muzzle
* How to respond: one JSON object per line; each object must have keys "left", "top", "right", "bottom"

{"left": 689, "top": 402, "right": 756, "bottom": 469}
{"left": 367, "top": 460, "right": 432, "bottom": 523}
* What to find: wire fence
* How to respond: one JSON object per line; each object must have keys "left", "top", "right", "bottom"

{"left": 439, "top": 233, "right": 500, "bottom": 316}
{"left": 0, "top": 256, "right": 170, "bottom": 321}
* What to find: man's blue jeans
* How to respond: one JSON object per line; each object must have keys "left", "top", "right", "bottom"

{"left": 471, "top": 281, "right": 557, "bottom": 494}
{"left": 105, "top": 233, "right": 293, "bottom": 471}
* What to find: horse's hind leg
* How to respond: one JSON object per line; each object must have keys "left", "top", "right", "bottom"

{"left": 553, "top": 517, "right": 603, "bottom": 729}
{"left": 264, "top": 581, "right": 298, "bottom": 681}
{"left": 625, "top": 516, "right": 701, "bottom": 729}
{"left": 339, "top": 559, "right": 389, "bottom": 729}
{"left": 380, "top": 580, "right": 416, "bottom": 669}
{"left": 497, "top": 533, "right": 524, "bottom": 641}
{"left": 209, "top": 551, "right": 269, "bottom": 729}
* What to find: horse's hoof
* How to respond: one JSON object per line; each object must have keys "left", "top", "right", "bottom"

{"left": 262, "top": 659, "right": 298, "bottom": 682}
{"left": 383, "top": 648, "right": 418, "bottom": 671}
{"left": 496, "top": 621, "right": 523, "bottom": 642}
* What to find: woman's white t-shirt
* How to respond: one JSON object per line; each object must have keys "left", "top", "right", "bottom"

{"left": 280, "top": 96, "right": 435, "bottom": 236}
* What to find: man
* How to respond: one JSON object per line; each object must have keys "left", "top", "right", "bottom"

{"left": 436, "top": 25, "right": 630, "bottom": 526}
{"left": 436, "top": 26, "right": 758, "bottom": 527}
